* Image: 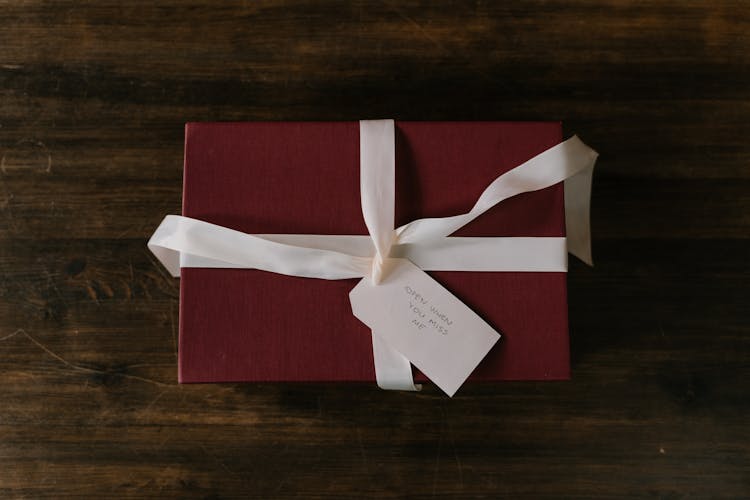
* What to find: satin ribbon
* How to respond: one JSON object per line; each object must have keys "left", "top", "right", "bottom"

{"left": 149, "top": 120, "right": 598, "bottom": 391}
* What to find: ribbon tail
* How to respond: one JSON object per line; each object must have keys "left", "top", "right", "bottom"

{"left": 148, "top": 215, "right": 184, "bottom": 277}
{"left": 564, "top": 144, "right": 598, "bottom": 266}
{"left": 371, "top": 333, "right": 421, "bottom": 392}
{"left": 147, "top": 215, "right": 371, "bottom": 280}
{"left": 394, "top": 135, "right": 600, "bottom": 245}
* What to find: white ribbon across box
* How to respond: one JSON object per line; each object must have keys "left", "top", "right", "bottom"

{"left": 149, "top": 120, "right": 598, "bottom": 396}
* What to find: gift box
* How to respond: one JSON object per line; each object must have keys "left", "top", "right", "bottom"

{"left": 175, "top": 121, "right": 573, "bottom": 384}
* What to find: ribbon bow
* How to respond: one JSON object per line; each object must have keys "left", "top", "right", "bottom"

{"left": 149, "top": 120, "right": 598, "bottom": 392}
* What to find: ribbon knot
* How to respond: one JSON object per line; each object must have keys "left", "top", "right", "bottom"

{"left": 369, "top": 229, "right": 396, "bottom": 285}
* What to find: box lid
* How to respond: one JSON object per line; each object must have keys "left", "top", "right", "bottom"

{"left": 179, "top": 121, "right": 569, "bottom": 383}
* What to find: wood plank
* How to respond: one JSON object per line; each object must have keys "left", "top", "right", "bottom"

{"left": 0, "top": 0, "right": 748, "bottom": 497}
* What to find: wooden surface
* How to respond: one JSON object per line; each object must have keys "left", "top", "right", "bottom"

{"left": 1, "top": 1, "right": 748, "bottom": 498}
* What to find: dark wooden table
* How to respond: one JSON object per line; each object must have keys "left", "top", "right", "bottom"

{"left": 1, "top": 1, "right": 748, "bottom": 498}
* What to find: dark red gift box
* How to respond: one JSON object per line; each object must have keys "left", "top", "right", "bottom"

{"left": 178, "top": 121, "right": 569, "bottom": 384}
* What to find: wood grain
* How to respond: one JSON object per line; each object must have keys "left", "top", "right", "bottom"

{"left": 1, "top": 1, "right": 748, "bottom": 498}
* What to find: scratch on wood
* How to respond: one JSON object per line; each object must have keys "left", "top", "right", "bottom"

{"left": 114, "top": 222, "right": 148, "bottom": 239}
{"left": 18, "top": 329, "right": 174, "bottom": 387}
{"left": 273, "top": 474, "right": 290, "bottom": 493}
{"left": 170, "top": 299, "right": 178, "bottom": 360}
{"left": 357, "top": 427, "right": 368, "bottom": 469}
{"left": 199, "top": 443, "right": 239, "bottom": 478}
{"left": 126, "top": 362, "right": 174, "bottom": 369}
{"left": 382, "top": 0, "right": 448, "bottom": 53}
{"left": 0, "top": 329, "right": 23, "bottom": 342}
{"left": 356, "top": 426, "right": 376, "bottom": 491}
{"left": 431, "top": 415, "right": 444, "bottom": 497}
{"left": 144, "top": 388, "right": 169, "bottom": 412}
{"left": 45, "top": 269, "right": 69, "bottom": 309}
{"left": 0, "top": 177, "right": 16, "bottom": 230}
{"left": 447, "top": 420, "right": 464, "bottom": 488}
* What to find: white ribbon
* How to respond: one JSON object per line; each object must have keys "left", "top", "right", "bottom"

{"left": 148, "top": 120, "right": 598, "bottom": 391}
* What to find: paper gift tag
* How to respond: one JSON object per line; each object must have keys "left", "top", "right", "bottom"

{"left": 349, "top": 258, "right": 501, "bottom": 396}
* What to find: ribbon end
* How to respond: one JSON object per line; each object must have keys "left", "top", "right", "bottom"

{"left": 147, "top": 216, "right": 183, "bottom": 278}
{"left": 564, "top": 141, "right": 597, "bottom": 269}
{"left": 571, "top": 248, "right": 594, "bottom": 267}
